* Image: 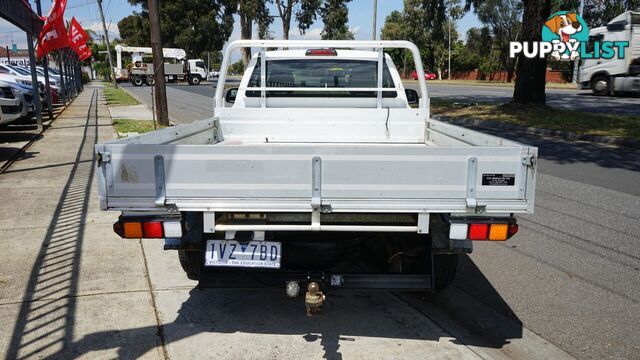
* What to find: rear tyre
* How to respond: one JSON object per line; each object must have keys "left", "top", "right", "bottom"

{"left": 591, "top": 75, "right": 610, "bottom": 96}
{"left": 433, "top": 254, "right": 459, "bottom": 290}
{"left": 131, "top": 76, "right": 144, "bottom": 87}
{"left": 178, "top": 250, "right": 202, "bottom": 280}
{"left": 189, "top": 75, "right": 201, "bottom": 85}
{"left": 144, "top": 77, "right": 155, "bottom": 86}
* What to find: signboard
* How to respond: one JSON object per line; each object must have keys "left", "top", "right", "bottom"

{"left": 0, "top": 58, "right": 32, "bottom": 66}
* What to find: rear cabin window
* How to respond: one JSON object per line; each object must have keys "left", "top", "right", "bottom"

{"left": 247, "top": 59, "right": 397, "bottom": 98}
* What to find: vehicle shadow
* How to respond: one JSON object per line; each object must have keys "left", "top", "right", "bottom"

{"left": 35, "top": 257, "right": 524, "bottom": 360}
{"left": 9, "top": 252, "right": 523, "bottom": 360}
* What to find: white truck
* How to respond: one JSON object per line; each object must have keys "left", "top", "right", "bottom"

{"left": 96, "top": 40, "right": 537, "bottom": 312}
{"left": 579, "top": 11, "right": 640, "bottom": 95}
{"left": 113, "top": 45, "right": 208, "bottom": 86}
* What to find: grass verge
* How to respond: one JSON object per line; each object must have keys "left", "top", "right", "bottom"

{"left": 431, "top": 99, "right": 640, "bottom": 140}
{"left": 103, "top": 85, "right": 140, "bottom": 106}
{"left": 113, "top": 118, "right": 159, "bottom": 137}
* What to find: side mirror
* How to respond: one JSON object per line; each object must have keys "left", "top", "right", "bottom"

{"left": 405, "top": 89, "right": 419, "bottom": 105}
{"left": 225, "top": 88, "right": 238, "bottom": 103}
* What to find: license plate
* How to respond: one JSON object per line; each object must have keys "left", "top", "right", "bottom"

{"left": 205, "top": 240, "right": 281, "bottom": 269}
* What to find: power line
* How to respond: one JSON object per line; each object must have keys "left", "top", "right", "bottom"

{"left": 67, "top": 1, "right": 95, "bottom": 10}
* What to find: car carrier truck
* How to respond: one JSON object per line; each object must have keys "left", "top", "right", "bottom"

{"left": 579, "top": 11, "right": 640, "bottom": 95}
{"left": 96, "top": 40, "right": 537, "bottom": 313}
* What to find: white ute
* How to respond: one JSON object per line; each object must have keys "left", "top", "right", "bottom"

{"left": 96, "top": 40, "right": 537, "bottom": 312}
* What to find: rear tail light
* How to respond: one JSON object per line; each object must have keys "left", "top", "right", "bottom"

{"left": 449, "top": 219, "right": 518, "bottom": 241}
{"left": 305, "top": 48, "right": 337, "bottom": 56}
{"left": 468, "top": 224, "right": 489, "bottom": 240}
{"left": 114, "top": 219, "right": 182, "bottom": 239}
{"left": 449, "top": 223, "right": 468, "bottom": 240}
{"left": 143, "top": 222, "right": 164, "bottom": 238}
{"left": 488, "top": 224, "right": 508, "bottom": 241}
{"left": 163, "top": 221, "right": 182, "bottom": 237}
{"left": 123, "top": 222, "right": 143, "bottom": 238}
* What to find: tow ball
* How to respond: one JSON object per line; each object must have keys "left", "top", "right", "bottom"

{"left": 304, "top": 282, "right": 325, "bottom": 315}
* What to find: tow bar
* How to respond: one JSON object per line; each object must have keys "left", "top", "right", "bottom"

{"left": 304, "top": 282, "right": 324, "bottom": 315}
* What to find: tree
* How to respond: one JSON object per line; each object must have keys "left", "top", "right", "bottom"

{"left": 118, "top": 13, "right": 149, "bottom": 46}
{"left": 432, "top": 18, "right": 460, "bottom": 79}
{"left": 401, "top": 0, "right": 463, "bottom": 76}
{"left": 274, "top": 0, "right": 322, "bottom": 40}
{"left": 382, "top": 10, "right": 410, "bottom": 76}
{"left": 476, "top": 0, "right": 523, "bottom": 81}
{"left": 124, "top": 0, "right": 236, "bottom": 58}
{"left": 451, "top": 39, "right": 478, "bottom": 71}
{"left": 237, "top": 0, "right": 272, "bottom": 65}
{"left": 552, "top": 0, "right": 640, "bottom": 28}
{"left": 297, "top": 0, "right": 323, "bottom": 35}
{"left": 512, "top": 0, "right": 551, "bottom": 104}
{"left": 319, "top": 0, "right": 354, "bottom": 40}
{"left": 465, "top": 27, "right": 493, "bottom": 60}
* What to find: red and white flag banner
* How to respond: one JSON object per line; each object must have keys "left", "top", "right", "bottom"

{"left": 68, "top": 17, "right": 92, "bottom": 60}
{"left": 77, "top": 43, "right": 93, "bottom": 61}
{"left": 36, "top": 0, "right": 69, "bottom": 59}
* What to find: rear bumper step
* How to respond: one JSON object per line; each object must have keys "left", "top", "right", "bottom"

{"left": 197, "top": 272, "right": 433, "bottom": 290}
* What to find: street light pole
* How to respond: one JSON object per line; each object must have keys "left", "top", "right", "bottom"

{"left": 572, "top": 0, "right": 585, "bottom": 84}
{"left": 97, "top": 0, "right": 117, "bottom": 88}
{"left": 371, "top": 0, "right": 377, "bottom": 40}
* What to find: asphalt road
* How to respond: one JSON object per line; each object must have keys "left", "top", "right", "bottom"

{"left": 124, "top": 81, "right": 640, "bottom": 359}
{"left": 125, "top": 81, "right": 639, "bottom": 117}
{"left": 412, "top": 83, "right": 640, "bottom": 117}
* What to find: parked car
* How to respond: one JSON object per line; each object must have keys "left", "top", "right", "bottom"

{"left": 96, "top": 40, "right": 537, "bottom": 313}
{"left": 411, "top": 70, "right": 437, "bottom": 80}
{"left": 0, "top": 81, "right": 25, "bottom": 125}
{"left": 0, "top": 72, "right": 44, "bottom": 110}
{"left": 207, "top": 69, "right": 220, "bottom": 81}
{"left": 9, "top": 82, "right": 35, "bottom": 118}
{"left": 14, "top": 66, "right": 62, "bottom": 104}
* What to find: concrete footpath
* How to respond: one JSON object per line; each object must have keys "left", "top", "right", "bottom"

{"left": 0, "top": 84, "right": 573, "bottom": 359}
{"left": 0, "top": 85, "right": 163, "bottom": 359}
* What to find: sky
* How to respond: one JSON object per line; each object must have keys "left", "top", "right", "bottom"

{"left": 1, "top": 0, "right": 481, "bottom": 52}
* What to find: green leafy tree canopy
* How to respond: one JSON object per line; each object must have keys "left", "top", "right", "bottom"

{"left": 120, "top": 0, "right": 236, "bottom": 58}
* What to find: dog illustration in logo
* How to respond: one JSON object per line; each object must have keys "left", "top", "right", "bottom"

{"left": 545, "top": 12, "right": 582, "bottom": 60}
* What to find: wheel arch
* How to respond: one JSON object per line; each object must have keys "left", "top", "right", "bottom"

{"left": 590, "top": 71, "right": 610, "bottom": 83}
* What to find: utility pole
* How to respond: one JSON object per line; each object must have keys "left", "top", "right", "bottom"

{"left": 371, "top": 0, "right": 378, "bottom": 40}
{"left": 148, "top": 0, "right": 170, "bottom": 126}
{"left": 448, "top": 7, "right": 451, "bottom": 80}
{"left": 35, "top": 0, "right": 53, "bottom": 119}
{"left": 571, "top": 0, "right": 585, "bottom": 84}
{"left": 97, "top": 0, "right": 117, "bottom": 88}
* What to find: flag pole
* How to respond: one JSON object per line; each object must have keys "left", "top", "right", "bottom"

{"left": 34, "top": 0, "right": 53, "bottom": 119}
